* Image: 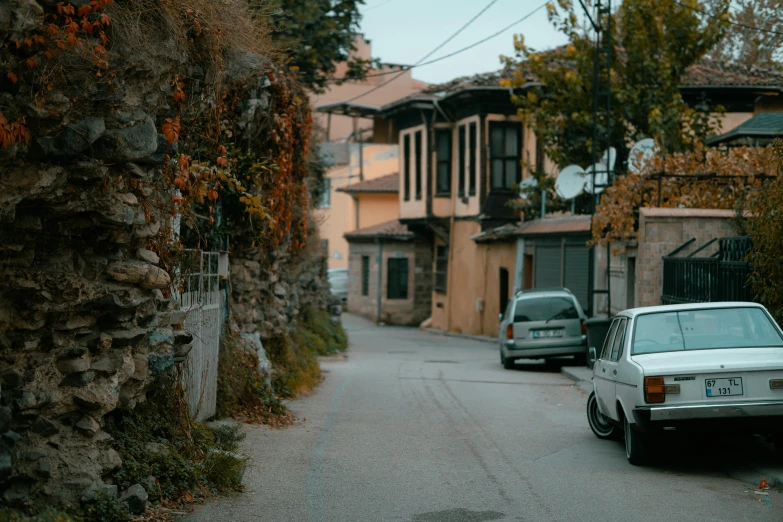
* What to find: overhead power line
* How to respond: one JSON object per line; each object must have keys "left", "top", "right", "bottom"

{"left": 342, "top": 0, "right": 502, "bottom": 104}
{"left": 364, "top": 0, "right": 400, "bottom": 12}
{"left": 672, "top": 0, "right": 783, "bottom": 38}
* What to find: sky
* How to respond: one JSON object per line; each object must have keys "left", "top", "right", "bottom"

{"left": 358, "top": 0, "right": 569, "bottom": 85}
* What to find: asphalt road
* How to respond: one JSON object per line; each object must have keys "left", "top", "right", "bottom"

{"left": 186, "top": 314, "right": 782, "bottom": 522}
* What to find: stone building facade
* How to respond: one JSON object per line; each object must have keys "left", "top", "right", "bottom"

{"left": 345, "top": 220, "right": 432, "bottom": 326}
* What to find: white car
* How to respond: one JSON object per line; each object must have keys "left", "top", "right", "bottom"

{"left": 586, "top": 302, "right": 783, "bottom": 465}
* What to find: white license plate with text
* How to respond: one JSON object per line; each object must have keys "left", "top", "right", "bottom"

{"left": 705, "top": 377, "right": 743, "bottom": 397}
{"left": 532, "top": 330, "right": 563, "bottom": 339}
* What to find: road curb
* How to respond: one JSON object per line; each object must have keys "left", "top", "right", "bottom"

{"left": 423, "top": 328, "right": 496, "bottom": 345}
{"left": 559, "top": 366, "right": 594, "bottom": 395}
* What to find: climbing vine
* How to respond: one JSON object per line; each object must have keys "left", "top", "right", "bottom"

{"left": 592, "top": 143, "right": 777, "bottom": 246}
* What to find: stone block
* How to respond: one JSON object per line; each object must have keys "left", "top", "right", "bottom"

{"left": 136, "top": 248, "right": 160, "bottom": 265}
{"left": 31, "top": 417, "right": 59, "bottom": 437}
{"left": 141, "top": 266, "right": 170, "bottom": 289}
{"left": 106, "top": 260, "right": 151, "bottom": 284}
{"left": 120, "top": 484, "right": 149, "bottom": 514}
{"left": 56, "top": 356, "right": 90, "bottom": 374}
{"left": 92, "top": 349, "right": 124, "bottom": 374}
{"left": 73, "top": 390, "right": 104, "bottom": 411}
{"left": 75, "top": 415, "right": 100, "bottom": 436}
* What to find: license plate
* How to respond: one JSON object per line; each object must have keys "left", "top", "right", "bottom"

{"left": 532, "top": 329, "right": 563, "bottom": 339}
{"left": 705, "top": 377, "right": 743, "bottom": 397}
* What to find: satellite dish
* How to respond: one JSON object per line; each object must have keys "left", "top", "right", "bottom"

{"left": 518, "top": 176, "right": 538, "bottom": 200}
{"left": 555, "top": 165, "right": 586, "bottom": 200}
{"left": 602, "top": 147, "right": 617, "bottom": 173}
{"left": 584, "top": 162, "right": 609, "bottom": 194}
{"left": 628, "top": 138, "right": 656, "bottom": 175}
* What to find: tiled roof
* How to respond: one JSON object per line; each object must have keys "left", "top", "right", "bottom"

{"left": 516, "top": 214, "right": 592, "bottom": 237}
{"left": 471, "top": 223, "right": 520, "bottom": 243}
{"left": 337, "top": 172, "right": 399, "bottom": 194}
{"left": 344, "top": 219, "right": 415, "bottom": 241}
{"left": 706, "top": 112, "right": 783, "bottom": 145}
{"left": 681, "top": 59, "right": 783, "bottom": 88}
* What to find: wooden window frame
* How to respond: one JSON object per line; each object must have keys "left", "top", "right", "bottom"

{"left": 434, "top": 245, "right": 448, "bottom": 294}
{"left": 361, "top": 255, "right": 370, "bottom": 296}
{"left": 403, "top": 134, "right": 411, "bottom": 201}
{"left": 387, "top": 258, "right": 409, "bottom": 300}
{"left": 414, "top": 131, "right": 423, "bottom": 201}
{"left": 469, "top": 122, "right": 477, "bottom": 196}
{"left": 435, "top": 129, "right": 452, "bottom": 196}
{"left": 489, "top": 122, "right": 522, "bottom": 191}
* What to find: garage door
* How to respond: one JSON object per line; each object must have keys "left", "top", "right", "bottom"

{"left": 534, "top": 240, "right": 561, "bottom": 289}
{"left": 564, "top": 240, "right": 590, "bottom": 311}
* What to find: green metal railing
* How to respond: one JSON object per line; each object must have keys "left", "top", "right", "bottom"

{"left": 661, "top": 237, "right": 754, "bottom": 305}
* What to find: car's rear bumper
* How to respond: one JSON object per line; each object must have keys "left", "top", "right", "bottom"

{"left": 633, "top": 401, "right": 783, "bottom": 431}
{"left": 504, "top": 336, "right": 587, "bottom": 359}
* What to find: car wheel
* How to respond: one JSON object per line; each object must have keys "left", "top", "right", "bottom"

{"left": 624, "top": 417, "right": 652, "bottom": 466}
{"left": 502, "top": 353, "right": 515, "bottom": 370}
{"left": 586, "top": 392, "right": 619, "bottom": 440}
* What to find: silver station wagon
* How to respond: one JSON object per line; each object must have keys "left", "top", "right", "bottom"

{"left": 498, "top": 288, "right": 588, "bottom": 369}
{"left": 586, "top": 302, "right": 783, "bottom": 465}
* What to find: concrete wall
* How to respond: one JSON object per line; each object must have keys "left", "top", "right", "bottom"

{"left": 357, "top": 193, "right": 399, "bottom": 228}
{"left": 607, "top": 208, "right": 740, "bottom": 313}
{"left": 346, "top": 240, "right": 432, "bottom": 325}
{"left": 430, "top": 220, "right": 517, "bottom": 336}
{"left": 310, "top": 37, "right": 426, "bottom": 142}
{"left": 313, "top": 143, "right": 399, "bottom": 269}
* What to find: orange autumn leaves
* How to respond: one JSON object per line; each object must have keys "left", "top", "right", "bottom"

{"left": 592, "top": 143, "right": 780, "bottom": 246}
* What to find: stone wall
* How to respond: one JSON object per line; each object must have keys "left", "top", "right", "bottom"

{"left": 627, "top": 208, "right": 739, "bottom": 309}
{"left": 345, "top": 239, "right": 432, "bottom": 326}
{"left": 230, "top": 226, "right": 338, "bottom": 339}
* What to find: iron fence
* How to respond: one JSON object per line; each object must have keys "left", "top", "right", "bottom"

{"left": 661, "top": 237, "right": 754, "bottom": 305}
{"left": 173, "top": 250, "right": 223, "bottom": 421}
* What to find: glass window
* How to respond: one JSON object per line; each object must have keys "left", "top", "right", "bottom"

{"left": 434, "top": 245, "right": 448, "bottom": 294}
{"left": 318, "top": 178, "right": 331, "bottom": 208}
{"left": 468, "top": 123, "right": 477, "bottom": 195}
{"left": 632, "top": 307, "right": 783, "bottom": 355}
{"left": 435, "top": 129, "right": 451, "bottom": 194}
{"left": 361, "top": 256, "right": 370, "bottom": 296}
{"left": 489, "top": 123, "right": 521, "bottom": 190}
{"left": 414, "top": 131, "right": 422, "bottom": 201}
{"left": 601, "top": 319, "right": 621, "bottom": 360}
{"left": 610, "top": 318, "right": 627, "bottom": 361}
{"left": 403, "top": 134, "right": 410, "bottom": 201}
{"left": 513, "top": 296, "right": 579, "bottom": 323}
{"left": 458, "top": 126, "right": 466, "bottom": 196}
{"left": 387, "top": 258, "right": 409, "bottom": 299}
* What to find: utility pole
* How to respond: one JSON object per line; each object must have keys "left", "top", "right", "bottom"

{"left": 580, "top": 0, "right": 613, "bottom": 317}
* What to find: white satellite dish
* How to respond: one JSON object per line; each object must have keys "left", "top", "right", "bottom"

{"left": 628, "top": 138, "right": 656, "bottom": 175}
{"left": 584, "top": 162, "right": 609, "bottom": 194}
{"left": 518, "top": 176, "right": 538, "bottom": 200}
{"left": 555, "top": 165, "right": 586, "bottom": 200}
{"left": 602, "top": 147, "right": 617, "bottom": 173}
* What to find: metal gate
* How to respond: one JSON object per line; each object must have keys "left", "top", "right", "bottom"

{"left": 175, "top": 250, "right": 223, "bottom": 421}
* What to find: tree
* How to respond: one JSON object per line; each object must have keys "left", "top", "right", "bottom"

{"left": 707, "top": 0, "right": 783, "bottom": 68}
{"left": 504, "top": 0, "right": 730, "bottom": 172}
{"left": 270, "top": 0, "right": 374, "bottom": 93}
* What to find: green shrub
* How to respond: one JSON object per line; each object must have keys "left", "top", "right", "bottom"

{"left": 216, "top": 329, "right": 288, "bottom": 422}
{"left": 0, "top": 508, "right": 77, "bottom": 522}
{"left": 107, "top": 379, "right": 247, "bottom": 503}
{"left": 72, "top": 494, "right": 129, "bottom": 522}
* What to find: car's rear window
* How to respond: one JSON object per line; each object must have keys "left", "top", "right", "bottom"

{"left": 513, "top": 296, "right": 579, "bottom": 323}
{"left": 632, "top": 307, "right": 783, "bottom": 354}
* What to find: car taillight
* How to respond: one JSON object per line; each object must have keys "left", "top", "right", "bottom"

{"left": 506, "top": 324, "right": 514, "bottom": 340}
{"left": 580, "top": 319, "right": 587, "bottom": 336}
{"left": 644, "top": 376, "right": 666, "bottom": 404}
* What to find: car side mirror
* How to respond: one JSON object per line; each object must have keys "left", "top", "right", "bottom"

{"left": 588, "top": 347, "right": 597, "bottom": 365}
{"left": 498, "top": 313, "right": 504, "bottom": 322}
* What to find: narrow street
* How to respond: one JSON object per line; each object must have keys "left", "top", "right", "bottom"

{"left": 186, "top": 315, "right": 782, "bottom": 522}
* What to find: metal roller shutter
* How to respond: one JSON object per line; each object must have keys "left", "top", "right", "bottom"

{"left": 564, "top": 239, "right": 590, "bottom": 311}
{"left": 535, "top": 241, "right": 561, "bottom": 289}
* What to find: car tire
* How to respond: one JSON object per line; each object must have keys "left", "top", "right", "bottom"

{"left": 502, "top": 353, "right": 515, "bottom": 370}
{"left": 586, "top": 392, "right": 620, "bottom": 440}
{"left": 624, "top": 417, "right": 652, "bottom": 466}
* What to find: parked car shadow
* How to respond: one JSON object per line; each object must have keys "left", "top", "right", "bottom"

{"left": 640, "top": 432, "right": 780, "bottom": 473}
{"left": 508, "top": 356, "right": 584, "bottom": 373}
